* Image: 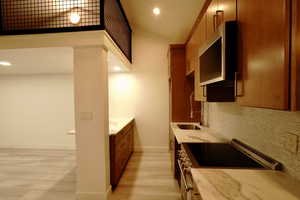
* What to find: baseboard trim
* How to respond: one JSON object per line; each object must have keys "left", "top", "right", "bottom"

{"left": 77, "top": 185, "right": 112, "bottom": 200}
{"left": 134, "top": 146, "right": 169, "bottom": 153}
{"left": 0, "top": 145, "right": 75, "bottom": 150}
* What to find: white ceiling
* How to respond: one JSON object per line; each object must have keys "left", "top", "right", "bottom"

{"left": 0, "top": 48, "right": 73, "bottom": 75}
{"left": 120, "top": 0, "right": 205, "bottom": 43}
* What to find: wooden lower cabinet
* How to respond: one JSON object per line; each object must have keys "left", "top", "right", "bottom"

{"left": 110, "top": 120, "right": 134, "bottom": 189}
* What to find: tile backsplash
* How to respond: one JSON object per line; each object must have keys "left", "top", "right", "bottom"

{"left": 204, "top": 102, "right": 300, "bottom": 180}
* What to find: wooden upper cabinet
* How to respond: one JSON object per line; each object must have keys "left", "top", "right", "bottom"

{"left": 186, "top": 37, "right": 195, "bottom": 75}
{"left": 291, "top": 0, "right": 300, "bottom": 111}
{"left": 237, "top": 0, "right": 290, "bottom": 110}
{"left": 186, "top": 0, "right": 299, "bottom": 109}
{"left": 206, "top": 0, "right": 236, "bottom": 39}
{"left": 169, "top": 45, "right": 201, "bottom": 122}
{"left": 206, "top": 0, "right": 219, "bottom": 39}
{"left": 218, "top": 0, "right": 237, "bottom": 23}
{"left": 186, "top": 13, "right": 208, "bottom": 76}
{"left": 194, "top": 14, "right": 207, "bottom": 101}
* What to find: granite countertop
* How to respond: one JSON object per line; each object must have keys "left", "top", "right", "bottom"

{"left": 191, "top": 168, "right": 300, "bottom": 200}
{"left": 171, "top": 122, "right": 300, "bottom": 199}
{"left": 170, "top": 122, "right": 226, "bottom": 144}
{"left": 109, "top": 117, "right": 134, "bottom": 135}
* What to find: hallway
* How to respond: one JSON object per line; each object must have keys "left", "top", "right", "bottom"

{"left": 109, "top": 152, "right": 181, "bottom": 200}
{"left": 0, "top": 149, "right": 180, "bottom": 200}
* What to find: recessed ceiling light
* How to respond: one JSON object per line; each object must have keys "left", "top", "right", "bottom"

{"left": 0, "top": 61, "right": 12, "bottom": 66}
{"left": 153, "top": 7, "right": 160, "bottom": 15}
{"left": 113, "top": 66, "right": 122, "bottom": 72}
{"left": 70, "top": 12, "right": 81, "bottom": 24}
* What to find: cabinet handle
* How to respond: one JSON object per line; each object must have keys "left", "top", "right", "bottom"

{"left": 235, "top": 72, "right": 243, "bottom": 97}
{"left": 202, "top": 86, "right": 207, "bottom": 97}
{"left": 216, "top": 10, "right": 224, "bottom": 26}
{"left": 213, "top": 14, "right": 218, "bottom": 32}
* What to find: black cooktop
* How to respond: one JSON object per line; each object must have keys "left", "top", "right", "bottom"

{"left": 183, "top": 143, "right": 265, "bottom": 168}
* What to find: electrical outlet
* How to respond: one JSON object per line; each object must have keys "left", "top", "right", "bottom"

{"left": 278, "top": 132, "right": 299, "bottom": 154}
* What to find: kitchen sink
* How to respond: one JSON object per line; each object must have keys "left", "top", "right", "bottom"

{"left": 177, "top": 124, "right": 201, "bottom": 130}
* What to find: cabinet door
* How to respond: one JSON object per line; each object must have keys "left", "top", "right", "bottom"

{"left": 218, "top": 0, "right": 236, "bottom": 23}
{"left": 291, "top": 0, "right": 300, "bottom": 111}
{"left": 186, "top": 38, "right": 195, "bottom": 75}
{"left": 195, "top": 15, "right": 207, "bottom": 101}
{"left": 206, "top": 0, "right": 219, "bottom": 39}
{"left": 237, "top": 0, "right": 290, "bottom": 110}
{"left": 186, "top": 14, "right": 208, "bottom": 76}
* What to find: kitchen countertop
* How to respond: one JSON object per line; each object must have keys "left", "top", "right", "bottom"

{"left": 191, "top": 168, "right": 300, "bottom": 200}
{"left": 170, "top": 122, "right": 225, "bottom": 143}
{"left": 109, "top": 117, "right": 134, "bottom": 135}
{"left": 172, "top": 122, "right": 300, "bottom": 199}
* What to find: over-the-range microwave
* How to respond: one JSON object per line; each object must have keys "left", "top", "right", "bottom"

{"left": 198, "top": 21, "right": 237, "bottom": 86}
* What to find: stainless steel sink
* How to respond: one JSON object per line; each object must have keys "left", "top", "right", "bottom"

{"left": 177, "top": 124, "right": 201, "bottom": 130}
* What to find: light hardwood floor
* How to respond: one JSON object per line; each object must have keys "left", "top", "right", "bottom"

{"left": 0, "top": 148, "right": 76, "bottom": 200}
{"left": 0, "top": 149, "right": 180, "bottom": 200}
{"left": 109, "top": 152, "right": 181, "bottom": 200}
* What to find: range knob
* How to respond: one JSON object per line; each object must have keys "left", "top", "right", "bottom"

{"left": 179, "top": 157, "right": 187, "bottom": 163}
{"left": 184, "top": 167, "right": 192, "bottom": 173}
{"left": 183, "top": 161, "right": 192, "bottom": 168}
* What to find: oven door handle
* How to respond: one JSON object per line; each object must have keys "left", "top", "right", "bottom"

{"left": 177, "top": 160, "right": 193, "bottom": 192}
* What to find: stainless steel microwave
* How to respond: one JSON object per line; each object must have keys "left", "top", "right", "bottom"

{"left": 198, "top": 21, "right": 237, "bottom": 86}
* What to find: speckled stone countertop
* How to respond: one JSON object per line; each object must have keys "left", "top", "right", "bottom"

{"left": 191, "top": 168, "right": 300, "bottom": 200}
{"left": 109, "top": 117, "right": 134, "bottom": 135}
{"left": 170, "top": 122, "right": 226, "bottom": 144}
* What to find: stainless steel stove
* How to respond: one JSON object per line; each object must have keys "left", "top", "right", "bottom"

{"left": 177, "top": 139, "right": 281, "bottom": 200}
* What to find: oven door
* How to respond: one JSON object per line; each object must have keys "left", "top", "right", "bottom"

{"left": 177, "top": 160, "right": 193, "bottom": 200}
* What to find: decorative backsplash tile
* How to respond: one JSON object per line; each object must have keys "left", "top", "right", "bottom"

{"left": 205, "top": 102, "right": 300, "bottom": 180}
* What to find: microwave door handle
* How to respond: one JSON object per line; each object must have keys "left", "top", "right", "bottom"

{"left": 235, "top": 72, "right": 243, "bottom": 97}
{"left": 203, "top": 86, "right": 207, "bottom": 97}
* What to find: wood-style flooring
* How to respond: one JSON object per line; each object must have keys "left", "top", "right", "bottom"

{"left": 0, "top": 148, "right": 76, "bottom": 200}
{"left": 109, "top": 152, "right": 181, "bottom": 200}
{"left": 0, "top": 149, "right": 180, "bottom": 200}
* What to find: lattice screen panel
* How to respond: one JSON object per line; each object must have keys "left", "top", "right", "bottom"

{"left": 0, "top": 0, "right": 132, "bottom": 62}
{"left": 104, "top": 0, "right": 132, "bottom": 61}
{"left": 0, "top": 0, "right": 101, "bottom": 31}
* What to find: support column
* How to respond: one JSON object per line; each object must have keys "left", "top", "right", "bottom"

{"left": 74, "top": 46, "right": 111, "bottom": 200}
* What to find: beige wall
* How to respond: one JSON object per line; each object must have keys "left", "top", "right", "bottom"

{"left": 109, "top": 73, "right": 135, "bottom": 119}
{"left": 205, "top": 102, "right": 300, "bottom": 180}
{"left": 109, "top": 29, "right": 170, "bottom": 152}
{"left": 74, "top": 47, "right": 110, "bottom": 200}
{"left": 0, "top": 74, "right": 75, "bottom": 149}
